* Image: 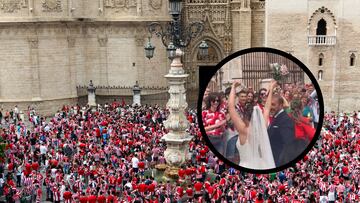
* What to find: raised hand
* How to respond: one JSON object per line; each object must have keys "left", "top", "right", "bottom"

{"left": 270, "top": 79, "right": 277, "bottom": 88}
{"left": 232, "top": 80, "right": 242, "bottom": 89}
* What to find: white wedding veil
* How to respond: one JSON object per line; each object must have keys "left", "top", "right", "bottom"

{"left": 246, "top": 106, "right": 276, "bottom": 169}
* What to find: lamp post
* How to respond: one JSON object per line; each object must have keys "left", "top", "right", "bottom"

{"left": 144, "top": 0, "right": 208, "bottom": 178}
{"left": 87, "top": 80, "right": 96, "bottom": 110}
{"left": 132, "top": 81, "right": 141, "bottom": 106}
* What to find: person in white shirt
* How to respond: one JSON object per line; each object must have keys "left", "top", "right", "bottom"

{"left": 131, "top": 154, "right": 139, "bottom": 173}
{"left": 40, "top": 143, "right": 48, "bottom": 165}
{"left": 319, "top": 195, "right": 328, "bottom": 203}
{"left": 14, "top": 105, "right": 19, "bottom": 120}
{"left": 0, "top": 174, "right": 4, "bottom": 195}
{"left": 328, "top": 190, "right": 336, "bottom": 203}
{"left": 60, "top": 183, "right": 66, "bottom": 201}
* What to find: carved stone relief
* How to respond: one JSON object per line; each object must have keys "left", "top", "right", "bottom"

{"left": 28, "top": 37, "right": 39, "bottom": 49}
{"left": 104, "top": 0, "right": 136, "bottom": 9}
{"left": 42, "top": 0, "right": 62, "bottom": 12}
{"left": 149, "top": 0, "right": 162, "bottom": 10}
{"left": 134, "top": 27, "right": 145, "bottom": 47}
{"left": 98, "top": 35, "right": 108, "bottom": 47}
{"left": 0, "top": 0, "right": 28, "bottom": 13}
{"left": 250, "top": 0, "right": 265, "bottom": 10}
{"left": 67, "top": 36, "right": 75, "bottom": 48}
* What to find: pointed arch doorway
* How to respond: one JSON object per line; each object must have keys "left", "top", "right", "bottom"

{"left": 185, "top": 38, "right": 225, "bottom": 107}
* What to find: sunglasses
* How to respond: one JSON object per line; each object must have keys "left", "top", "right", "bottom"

{"left": 212, "top": 99, "right": 220, "bottom": 103}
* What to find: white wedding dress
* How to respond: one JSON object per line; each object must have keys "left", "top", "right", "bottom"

{"left": 236, "top": 106, "right": 275, "bottom": 169}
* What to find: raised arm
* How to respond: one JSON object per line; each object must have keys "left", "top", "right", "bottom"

{"left": 228, "top": 81, "right": 248, "bottom": 145}
{"left": 263, "top": 80, "right": 277, "bottom": 126}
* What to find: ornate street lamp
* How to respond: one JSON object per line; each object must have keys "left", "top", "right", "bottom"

{"left": 168, "top": 0, "right": 182, "bottom": 16}
{"left": 144, "top": 0, "right": 208, "bottom": 178}
{"left": 145, "top": 38, "right": 155, "bottom": 60}
{"left": 144, "top": 0, "right": 208, "bottom": 59}
{"left": 166, "top": 42, "right": 176, "bottom": 60}
{"left": 199, "top": 40, "right": 209, "bottom": 57}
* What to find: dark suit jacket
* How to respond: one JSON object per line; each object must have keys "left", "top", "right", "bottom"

{"left": 267, "top": 110, "right": 296, "bottom": 167}
{"left": 225, "top": 135, "right": 239, "bottom": 164}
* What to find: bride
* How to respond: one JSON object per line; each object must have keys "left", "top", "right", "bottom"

{"left": 228, "top": 80, "right": 277, "bottom": 169}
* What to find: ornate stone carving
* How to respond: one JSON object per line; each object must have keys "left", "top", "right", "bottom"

{"left": 135, "top": 37, "right": 144, "bottom": 47}
{"left": 0, "top": 0, "right": 27, "bottom": 13}
{"left": 42, "top": 0, "right": 62, "bottom": 12}
{"left": 104, "top": 0, "right": 136, "bottom": 9}
{"left": 162, "top": 49, "right": 192, "bottom": 167}
{"left": 149, "top": 0, "right": 162, "bottom": 10}
{"left": 250, "top": 1, "right": 265, "bottom": 10}
{"left": 28, "top": 37, "right": 38, "bottom": 49}
{"left": 134, "top": 27, "right": 145, "bottom": 46}
{"left": 98, "top": 35, "right": 108, "bottom": 47}
{"left": 309, "top": 6, "right": 337, "bottom": 26}
{"left": 67, "top": 37, "right": 75, "bottom": 48}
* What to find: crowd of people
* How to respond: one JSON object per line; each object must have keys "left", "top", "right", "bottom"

{"left": 202, "top": 81, "right": 319, "bottom": 166}
{"left": 0, "top": 92, "right": 358, "bottom": 202}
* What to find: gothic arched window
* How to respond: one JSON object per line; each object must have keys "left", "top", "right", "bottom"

{"left": 318, "top": 70, "right": 323, "bottom": 80}
{"left": 316, "top": 19, "right": 327, "bottom": 35}
{"left": 350, "top": 53, "right": 356, "bottom": 66}
{"left": 319, "top": 53, "right": 324, "bottom": 66}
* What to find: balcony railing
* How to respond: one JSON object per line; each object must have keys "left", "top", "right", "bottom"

{"left": 308, "top": 35, "right": 336, "bottom": 46}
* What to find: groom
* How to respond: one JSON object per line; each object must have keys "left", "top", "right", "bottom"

{"left": 268, "top": 95, "right": 296, "bottom": 167}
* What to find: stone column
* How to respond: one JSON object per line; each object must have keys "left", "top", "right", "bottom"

{"left": 68, "top": 36, "right": 77, "bottom": 98}
{"left": 28, "top": 37, "right": 41, "bottom": 101}
{"left": 98, "top": 34, "right": 109, "bottom": 86}
{"left": 162, "top": 49, "right": 192, "bottom": 178}
{"left": 87, "top": 80, "right": 96, "bottom": 107}
{"left": 132, "top": 81, "right": 141, "bottom": 106}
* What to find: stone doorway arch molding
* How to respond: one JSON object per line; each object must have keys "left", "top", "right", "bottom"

{"left": 186, "top": 13, "right": 226, "bottom": 86}
{"left": 308, "top": 6, "right": 337, "bottom": 38}
{"left": 188, "top": 36, "right": 225, "bottom": 91}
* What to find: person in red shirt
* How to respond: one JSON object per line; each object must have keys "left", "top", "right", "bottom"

{"left": 148, "top": 183, "right": 155, "bottom": 194}
{"left": 194, "top": 181, "right": 203, "bottom": 198}
{"left": 32, "top": 162, "right": 39, "bottom": 171}
{"left": 7, "top": 162, "right": 14, "bottom": 172}
{"left": 63, "top": 188, "right": 72, "bottom": 203}
{"left": 178, "top": 168, "right": 186, "bottom": 179}
{"left": 97, "top": 191, "right": 106, "bottom": 203}
{"left": 254, "top": 193, "right": 264, "bottom": 203}
{"left": 176, "top": 184, "right": 184, "bottom": 198}
{"left": 202, "top": 93, "right": 227, "bottom": 154}
{"left": 51, "top": 159, "right": 58, "bottom": 168}
{"left": 87, "top": 192, "right": 97, "bottom": 203}
{"left": 138, "top": 182, "right": 147, "bottom": 194}
{"left": 186, "top": 185, "right": 193, "bottom": 199}
{"left": 106, "top": 191, "right": 115, "bottom": 203}
{"left": 79, "top": 192, "right": 88, "bottom": 203}
{"left": 25, "top": 162, "right": 32, "bottom": 172}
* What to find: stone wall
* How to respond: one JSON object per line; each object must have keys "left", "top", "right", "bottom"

{"left": 0, "top": 0, "right": 171, "bottom": 114}
{"left": 265, "top": 0, "right": 360, "bottom": 112}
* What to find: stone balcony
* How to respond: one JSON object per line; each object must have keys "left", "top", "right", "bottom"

{"left": 308, "top": 35, "right": 336, "bottom": 46}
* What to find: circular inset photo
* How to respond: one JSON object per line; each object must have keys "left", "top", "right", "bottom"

{"left": 198, "top": 48, "right": 324, "bottom": 173}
